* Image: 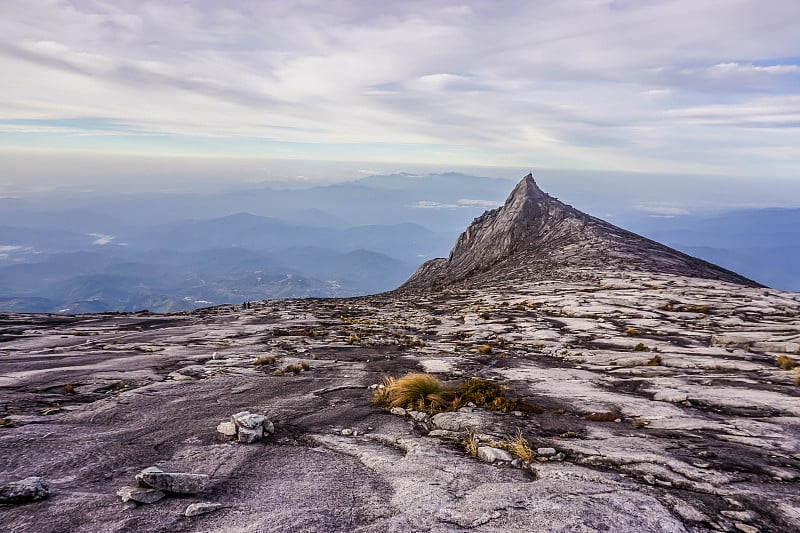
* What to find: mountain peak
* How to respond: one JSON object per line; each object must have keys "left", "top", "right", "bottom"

{"left": 402, "top": 172, "right": 761, "bottom": 290}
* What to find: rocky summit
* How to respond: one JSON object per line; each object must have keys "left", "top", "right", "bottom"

{"left": 403, "top": 173, "right": 760, "bottom": 290}
{"left": 1, "top": 174, "right": 798, "bottom": 533}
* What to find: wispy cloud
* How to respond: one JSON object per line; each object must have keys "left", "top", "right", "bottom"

{"left": 0, "top": 0, "right": 798, "bottom": 180}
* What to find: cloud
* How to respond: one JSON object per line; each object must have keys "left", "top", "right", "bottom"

{"left": 414, "top": 198, "right": 501, "bottom": 209}
{"left": 0, "top": 0, "right": 798, "bottom": 182}
{"left": 634, "top": 204, "right": 690, "bottom": 217}
{"left": 88, "top": 232, "right": 114, "bottom": 245}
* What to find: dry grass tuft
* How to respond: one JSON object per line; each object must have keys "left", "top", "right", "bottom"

{"left": 461, "top": 429, "right": 479, "bottom": 457}
{"left": 624, "top": 327, "right": 639, "bottom": 336}
{"left": 584, "top": 411, "right": 619, "bottom": 422}
{"left": 777, "top": 354, "right": 796, "bottom": 370}
{"left": 633, "top": 342, "right": 647, "bottom": 352}
{"left": 646, "top": 355, "right": 663, "bottom": 366}
{"left": 372, "top": 373, "right": 446, "bottom": 412}
{"left": 478, "top": 344, "right": 493, "bottom": 354}
{"left": 254, "top": 355, "right": 277, "bottom": 366}
{"left": 374, "top": 374, "right": 540, "bottom": 414}
{"left": 683, "top": 304, "right": 712, "bottom": 314}
{"left": 795, "top": 368, "right": 800, "bottom": 386}
{"left": 506, "top": 429, "right": 534, "bottom": 463}
{"left": 63, "top": 383, "right": 75, "bottom": 394}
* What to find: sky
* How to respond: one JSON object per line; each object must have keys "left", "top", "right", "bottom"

{"left": 0, "top": 0, "right": 799, "bottom": 193}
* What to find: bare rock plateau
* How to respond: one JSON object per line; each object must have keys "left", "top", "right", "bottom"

{"left": 1, "top": 174, "right": 798, "bottom": 532}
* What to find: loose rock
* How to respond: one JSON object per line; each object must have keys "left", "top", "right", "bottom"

{"left": 216, "top": 421, "right": 237, "bottom": 436}
{"left": 116, "top": 486, "right": 165, "bottom": 504}
{"left": 136, "top": 468, "right": 209, "bottom": 494}
{"left": 185, "top": 501, "right": 224, "bottom": 517}
{"left": 537, "top": 447, "right": 557, "bottom": 457}
{"left": 477, "top": 446, "right": 513, "bottom": 463}
{"left": 237, "top": 426, "right": 263, "bottom": 444}
{"left": 232, "top": 411, "right": 265, "bottom": 429}
{"left": 0, "top": 477, "right": 49, "bottom": 504}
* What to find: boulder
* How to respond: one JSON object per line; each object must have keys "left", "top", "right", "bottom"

{"left": 0, "top": 476, "right": 49, "bottom": 504}
{"left": 430, "top": 411, "right": 485, "bottom": 432}
{"left": 477, "top": 446, "right": 513, "bottom": 463}
{"left": 232, "top": 411, "right": 265, "bottom": 429}
{"left": 185, "top": 501, "right": 224, "bottom": 517}
{"left": 136, "top": 468, "right": 209, "bottom": 494}
{"left": 216, "top": 421, "right": 237, "bottom": 436}
{"left": 116, "top": 486, "right": 165, "bottom": 504}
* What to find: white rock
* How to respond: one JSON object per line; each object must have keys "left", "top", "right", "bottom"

{"left": 537, "top": 447, "right": 557, "bottom": 457}
{"left": 185, "top": 501, "right": 224, "bottom": 517}
{"left": 653, "top": 390, "right": 688, "bottom": 403}
{"left": 216, "top": 421, "right": 237, "bottom": 436}
{"left": 341, "top": 428, "right": 353, "bottom": 436}
{"left": 232, "top": 411, "right": 265, "bottom": 429}
{"left": 477, "top": 446, "right": 513, "bottom": 463}
{"left": 390, "top": 407, "right": 407, "bottom": 416}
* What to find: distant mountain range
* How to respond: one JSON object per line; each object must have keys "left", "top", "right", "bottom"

{"left": 0, "top": 172, "right": 797, "bottom": 313}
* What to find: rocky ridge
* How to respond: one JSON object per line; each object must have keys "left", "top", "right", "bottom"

{"left": 403, "top": 173, "right": 760, "bottom": 289}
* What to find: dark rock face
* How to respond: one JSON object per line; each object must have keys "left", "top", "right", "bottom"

{"left": 403, "top": 173, "right": 761, "bottom": 289}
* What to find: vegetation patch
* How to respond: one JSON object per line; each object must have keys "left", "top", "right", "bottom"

{"left": 646, "top": 355, "right": 663, "bottom": 366}
{"left": 584, "top": 411, "right": 620, "bottom": 422}
{"left": 373, "top": 373, "right": 540, "bottom": 414}
{"left": 254, "top": 355, "right": 278, "bottom": 366}
{"left": 63, "top": 383, "right": 76, "bottom": 395}
{"left": 776, "top": 354, "right": 796, "bottom": 370}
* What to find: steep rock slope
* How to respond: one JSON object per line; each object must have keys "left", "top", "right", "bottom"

{"left": 403, "top": 173, "right": 761, "bottom": 289}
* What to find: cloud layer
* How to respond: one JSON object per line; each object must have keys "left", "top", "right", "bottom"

{"left": 1, "top": 0, "right": 798, "bottom": 179}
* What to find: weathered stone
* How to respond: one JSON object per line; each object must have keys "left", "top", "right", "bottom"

{"left": 262, "top": 419, "right": 275, "bottom": 434}
{"left": 116, "top": 486, "right": 165, "bottom": 504}
{"left": 537, "top": 447, "right": 557, "bottom": 457}
{"left": 734, "top": 523, "right": 759, "bottom": 533}
{"left": 430, "top": 411, "right": 485, "bottom": 432}
{"left": 389, "top": 407, "right": 406, "bottom": 416}
{"left": 185, "top": 501, "right": 224, "bottom": 517}
{"left": 237, "top": 426, "right": 263, "bottom": 443}
{"left": 653, "top": 390, "right": 688, "bottom": 403}
{"left": 341, "top": 428, "right": 353, "bottom": 436}
{"left": 407, "top": 410, "right": 428, "bottom": 422}
{"left": 135, "top": 466, "right": 163, "bottom": 487}
{"left": 216, "top": 421, "right": 237, "bottom": 436}
{"left": 136, "top": 468, "right": 209, "bottom": 494}
{"left": 0, "top": 477, "right": 49, "bottom": 504}
{"left": 477, "top": 446, "right": 513, "bottom": 463}
{"left": 232, "top": 411, "right": 265, "bottom": 429}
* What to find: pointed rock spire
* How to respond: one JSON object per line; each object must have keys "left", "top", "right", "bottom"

{"left": 401, "top": 171, "right": 761, "bottom": 290}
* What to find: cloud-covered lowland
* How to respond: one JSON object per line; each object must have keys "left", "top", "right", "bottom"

{"left": 0, "top": 0, "right": 798, "bottom": 190}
